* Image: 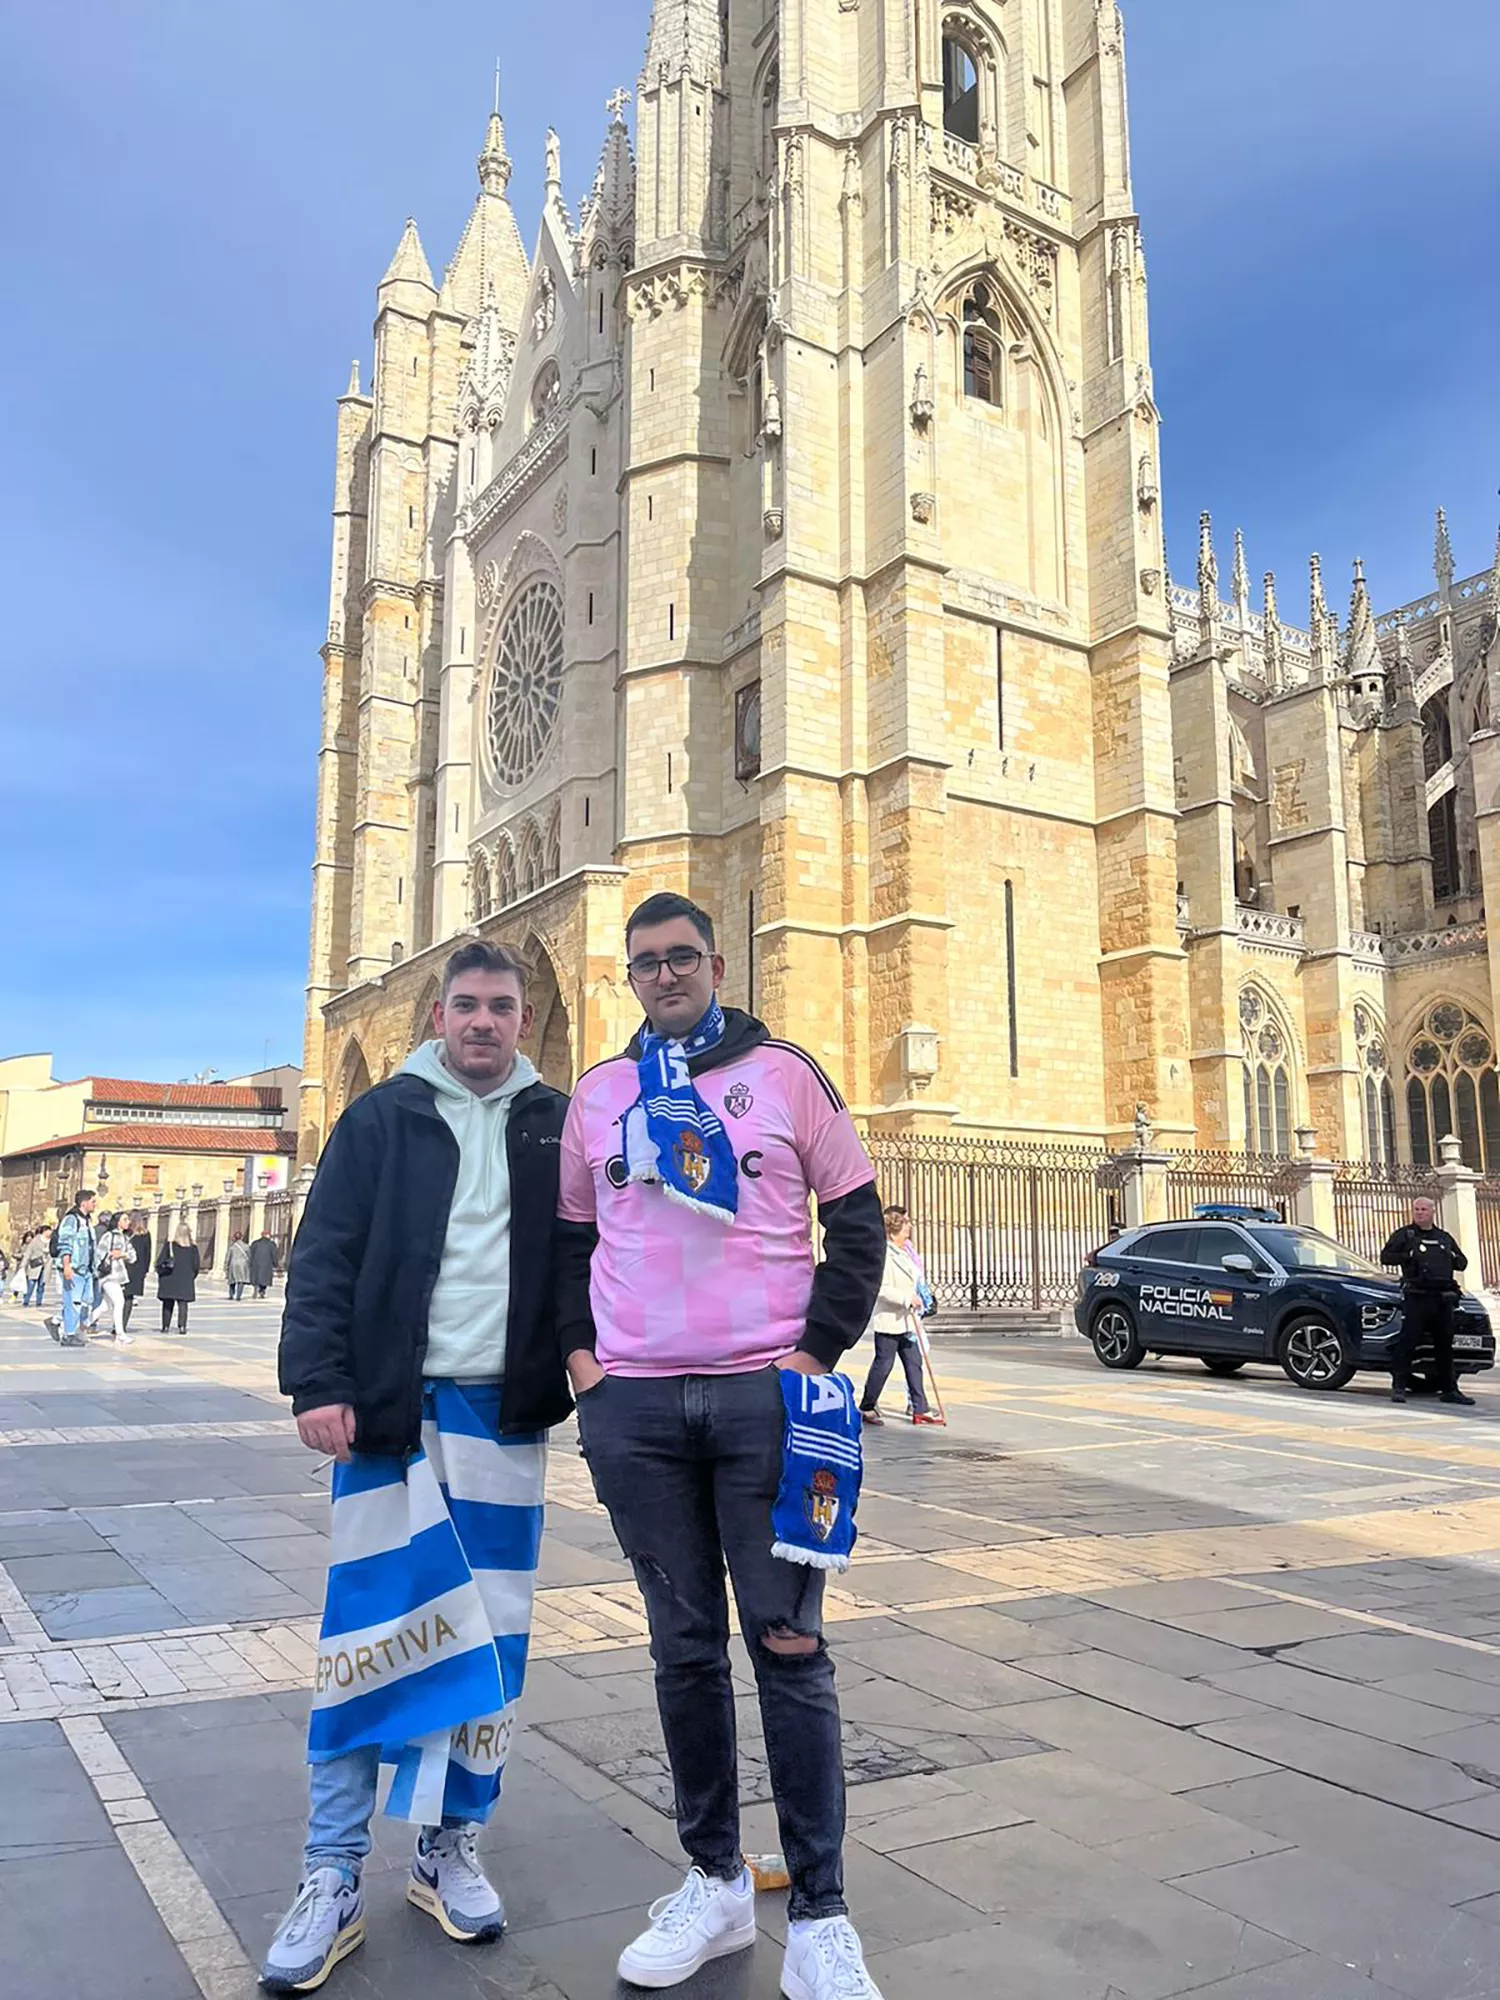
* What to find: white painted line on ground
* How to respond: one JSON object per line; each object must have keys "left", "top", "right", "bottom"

{"left": 61, "top": 1712, "right": 260, "bottom": 2000}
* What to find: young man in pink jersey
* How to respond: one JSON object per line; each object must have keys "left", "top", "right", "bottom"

{"left": 558, "top": 893, "right": 887, "bottom": 2000}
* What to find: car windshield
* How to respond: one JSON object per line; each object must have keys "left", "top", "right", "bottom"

{"left": 1246, "top": 1227, "right": 1384, "bottom": 1278}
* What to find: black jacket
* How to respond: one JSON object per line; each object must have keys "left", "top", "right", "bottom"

{"left": 127, "top": 1232, "right": 152, "bottom": 1298}
{"left": 278, "top": 1071, "right": 572, "bottom": 1456}
{"left": 1380, "top": 1223, "right": 1467, "bottom": 1294}
{"left": 556, "top": 1009, "right": 885, "bottom": 1370}
{"left": 157, "top": 1242, "right": 200, "bottom": 1301}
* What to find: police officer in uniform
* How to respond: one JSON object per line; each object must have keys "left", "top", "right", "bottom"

{"left": 1381, "top": 1197, "right": 1474, "bottom": 1407}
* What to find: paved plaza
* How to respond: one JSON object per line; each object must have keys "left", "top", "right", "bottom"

{"left": 4, "top": 1296, "right": 1500, "bottom": 1998}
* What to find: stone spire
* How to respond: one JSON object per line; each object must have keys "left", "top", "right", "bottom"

{"left": 1231, "top": 528, "right": 1251, "bottom": 626}
{"left": 644, "top": 0, "right": 723, "bottom": 83}
{"left": 1262, "top": 572, "right": 1285, "bottom": 692}
{"left": 344, "top": 359, "right": 362, "bottom": 398}
{"left": 1309, "top": 553, "right": 1330, "bottom": 680}
{"left": 441, "top": 101, "right": 531, "bottom": 327}
{"left": 1389, "top": 619, "right": 1420, "bottom": 723}
{"left": 479, "top": 111, "right": 512, "bottom": 196}
{"left": 1435, "top": 505, "right": 1455, "bottom": 599}
{"left": 543, "top": 127, "right": 571, "bottom": 233}
{"left": 1197, "top": 512, "right": 1221, "bottom": 652}
{"left": 1344, "top": 558, "right": 1383, "bottom": 690}
{"left": 578, "top": 88, "right": 637, "bottom": 269}
{"left": 380, "top": 218, "right": 435, "bottom": 294}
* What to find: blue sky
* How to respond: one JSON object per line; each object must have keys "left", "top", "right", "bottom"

{"left": 1, "top": 0, "right": 1495, "bottom": 1084}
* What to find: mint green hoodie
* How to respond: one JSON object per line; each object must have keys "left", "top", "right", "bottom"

{"left": 399, "top": 1039, "right": 540, "bottom": 1379}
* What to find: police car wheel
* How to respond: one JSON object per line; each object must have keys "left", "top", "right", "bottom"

{"left": 1278, "top": 1315, "right": 1357, "bottom": 1392}
{"left": 1201, "top": 1358, "right": 1247, "bottom": 1377}
{"left": 1091, "top": 1304, "right": 1145, "bottom": 1370}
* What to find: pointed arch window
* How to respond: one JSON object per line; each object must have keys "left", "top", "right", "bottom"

{"left": 496, "top": 840, "right": 518, "bottom": 909}
{"left": 1421, "top": 694, "right": 1453, "bottom": 779}
{"left": 1354, "top": 1002, "right": 1396, "bottom": 1165}
{"left": 530, "top": 362, "right": 561, "bottom": 429}
{"left": 1405, "top": 1003, "right": 1500, "bottom": 1170}
{"left": 962, "top": 283, "right": 1004, "bottom": 407}
{"left": 942, "top": 32, "right": 981, "bottom": 146}
{"left": 1429, "top": 790, "right": 1461, "bottom": 902}
{"left": 470, "top": 856, "right": 492, "bottom": 924}
{"left": 1240, "top": 987, "right": 1294, "bottom": 1156}
{"left": 544, "top": 804, "right": 562, "bottom": 884}
{"left": 519, "top": 822, "right": 544, "bottom": 899}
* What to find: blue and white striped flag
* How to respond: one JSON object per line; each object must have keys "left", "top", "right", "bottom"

{"left": 309, "top": 1380, "right": 545, "bottom": 1828}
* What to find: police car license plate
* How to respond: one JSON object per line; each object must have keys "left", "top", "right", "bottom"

{"left": 1454, "top": 1333, "right": 1484, "bottom": 1351}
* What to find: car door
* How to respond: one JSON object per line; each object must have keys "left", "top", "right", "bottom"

{"left": 1189, "top": 1225, "right": 1269, "bottom": 1356}
{"left": 1131, "top": 1226, "right": 1203, "bottom": 1351}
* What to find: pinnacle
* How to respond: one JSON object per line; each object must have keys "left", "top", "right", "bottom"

{"left": 479, "top": 109, "right": 512, "bottom": 196}
{"left": 381, "top": 217, "right": 435, "bottom": 292}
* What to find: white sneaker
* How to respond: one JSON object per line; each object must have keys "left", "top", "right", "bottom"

{"left": 260, "top": 1866, "right": 364, "bottom": 1992}
{"left": 782, "top": 1916, "right": 885, "bottom": 2000}
{"left": 618, "top": 1866, "right": 757, "bottom": 1988}
{"left": 407, "top": 1826, "right": 505, "bottom": 1941}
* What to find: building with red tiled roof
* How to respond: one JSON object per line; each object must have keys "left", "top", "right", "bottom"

{"left": 0, "top": 1053, "right": 299, "bottom": 1238}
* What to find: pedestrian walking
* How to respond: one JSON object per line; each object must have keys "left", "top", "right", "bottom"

{"left": 24, "top": 1226, "right": 51, "bottom": 1308}
{"left": 1381, "top": 1197, "right": 1474, "bottom": 1406}
{"left": 122, "top": 1213, "right": 151, "bottom": 1332}
{"left": 88, "top": 1214, "right": 136, "bottom": 1345}
{"left": 248, "top": 1229, "right": 280, "bottom": 1298}
{"left": 157, "top": 1228, "right": 200, "bottom": 1333}
{"left": 858, "top": 1207, "right": 942, "bottom": 1427}
{"left": 224, "top": 1233, "right": 251, "bottom": 1301}
{"left": 263, "top": 940, "right": 572, "bottom": 1996}
{"left": 45, "top": 1192, "right": 97, "bottom": 1347}
{"left": 558, "top": 892, "right": 888, "bottom": 2000}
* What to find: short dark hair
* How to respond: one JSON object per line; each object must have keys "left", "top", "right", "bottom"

{"left": 626, "top": 893, "right": 716, "bottom": 953}
{"left": 441, "top": 940, "right": 531, "bottom": 999}
{"left": 75, "top": 1190, "right": 96, "bottom": 1207}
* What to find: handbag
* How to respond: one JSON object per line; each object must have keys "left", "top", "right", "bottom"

{"left": 157, "top": 1252, "right": 175, "bottom": 1278}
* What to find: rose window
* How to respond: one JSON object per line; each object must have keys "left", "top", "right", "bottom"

{"left": 485, "top": 582, "right": 564, "bottom": 789}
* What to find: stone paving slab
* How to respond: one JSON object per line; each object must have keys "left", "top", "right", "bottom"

{"left": 10, "top": 1307, "right": 1500, "bottom": 1997}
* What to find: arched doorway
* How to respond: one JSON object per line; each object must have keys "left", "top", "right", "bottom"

{"left": 336, "top": 1039, "right": 372, "bottom": 1119}
{"left": 523, "top": 938, "right": 574, "bottom": 1091}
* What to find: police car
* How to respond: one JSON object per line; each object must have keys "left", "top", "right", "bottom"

{"left": 1074, "top": 1217, "right": 1495, "bottom": 1392}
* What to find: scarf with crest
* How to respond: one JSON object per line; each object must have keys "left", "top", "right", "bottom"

{"left": 621, "top": 996, "right": 740, "bottom": 1224}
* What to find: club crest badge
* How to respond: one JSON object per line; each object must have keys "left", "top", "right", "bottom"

{"left": 673, "top": 1129, "right": 711, "bottom": 1193}
{"left": 804, "top": 1467, "right": 841, "bottom": 1544}
{"left": 723, "top": 1081, "right": 754, "bottom": 1120}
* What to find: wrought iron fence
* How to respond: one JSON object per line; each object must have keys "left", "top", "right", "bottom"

{"left": 1478, "top": 1180, "right": 1500, "bottom": 1292}
{"left": 229, "top": 1198, "right": 253, "bottom": 1243}
{"left": 265, "top": 1191, "right": 295, "bottom": 1267}
{"left": 194, "top": 1202, "right": 218, "bottom": 1273}
{"left": 1332, "top": 1161, "right": 1438, "bottom": 1267}
{"left": 1164, "top": 1151, "right": 1298, "bottom": 1222}
{"left": 864, "top": 1135, "right": 1118, "bottom": 1311}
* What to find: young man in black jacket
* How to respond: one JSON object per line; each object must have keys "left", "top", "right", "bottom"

{"left": 558, "top": 894, "right": 887, "bottom": 2000}
{"left": 1381, "top": 1196, "right": 1474, "bottom": 1407}
{"left": 266, "top": 941, "right": 572, "bottom": 1994}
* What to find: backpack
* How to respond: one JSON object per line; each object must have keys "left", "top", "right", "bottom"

{"left": 48, "top": 1222, "right": 63, "bottom": 1259}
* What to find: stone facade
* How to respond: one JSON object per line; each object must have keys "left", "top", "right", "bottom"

{"left": 299, "top": 1, "right": 1500, "bottom": 1177}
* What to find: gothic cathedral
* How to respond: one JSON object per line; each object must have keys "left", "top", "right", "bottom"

{"left": 300, "top": 0, "right": 1500, "bottom": 1180}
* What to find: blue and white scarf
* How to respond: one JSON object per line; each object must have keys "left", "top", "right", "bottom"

{"left": 770, "top": 1370, "right": 863, "bottom": 1574}
{"left": 308, "top": 1381, "right": 545, "bottom": 1828}
{"left": 621, "top": 996, "right": 739, "bottom": 1224}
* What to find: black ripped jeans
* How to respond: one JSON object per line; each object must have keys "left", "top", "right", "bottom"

{"left": 576, "top": 1367, "right": 846, "bottom": 1922}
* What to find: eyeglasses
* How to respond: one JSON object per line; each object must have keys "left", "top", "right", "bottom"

{"left": 628, "top": 947, "right": 707, "bottom": 984}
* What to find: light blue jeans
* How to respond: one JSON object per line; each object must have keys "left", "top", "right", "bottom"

{"left": 305, "top": 1746, "right": 465, "bottom": 1874}
{"left": 60, "top": 1271, "right": 95, "bottom": 1337}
